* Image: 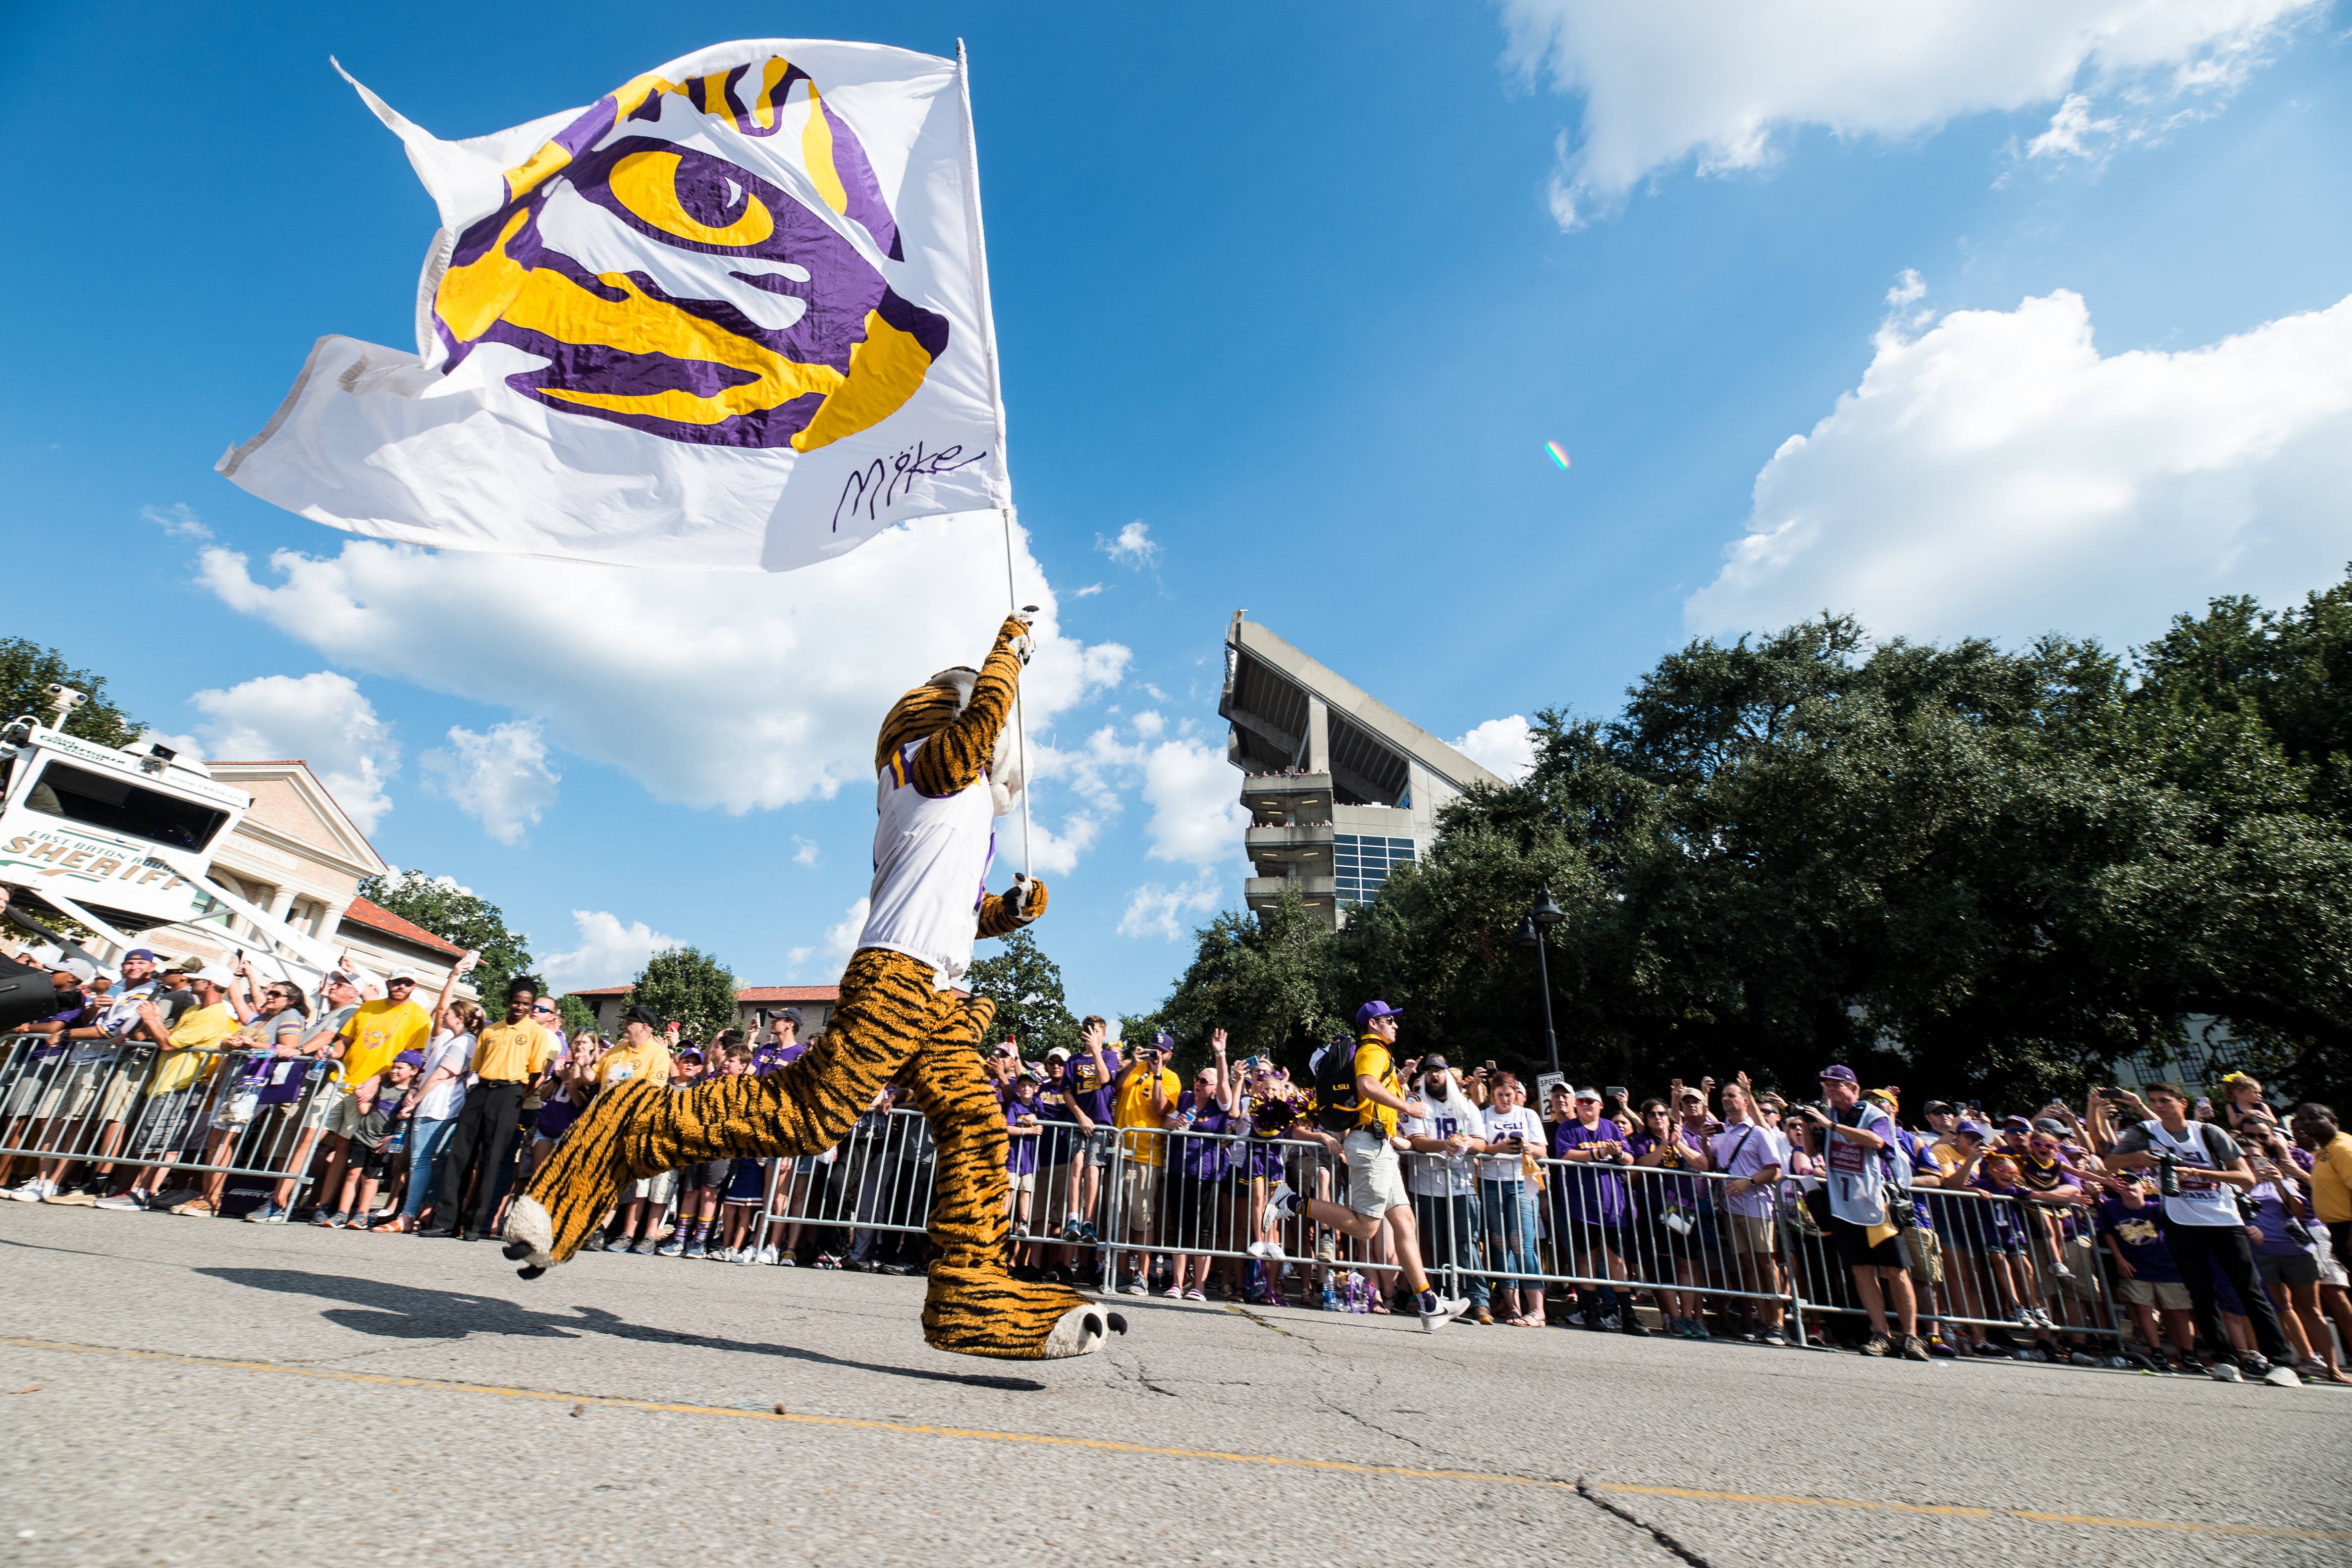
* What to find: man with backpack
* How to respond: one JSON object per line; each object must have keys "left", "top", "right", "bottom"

{"left": 2106, "top": 1081, "right": 2300, "bottom": 1386}
{"left": 1261, "top": 1001, "right": 1470, "bottom": 1332}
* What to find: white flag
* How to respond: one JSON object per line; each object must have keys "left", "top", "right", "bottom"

{"left": 220, "top": 41, "right": 1008, "bottom": 572}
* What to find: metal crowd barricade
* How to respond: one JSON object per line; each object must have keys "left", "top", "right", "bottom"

{"left": 696, "top": 1096, "right": 2135, "bottom": 1351}
{"left": 0, "top": 1032, "right": 348, "bottom": 1210}
{"left": 1778, "top": 1175, "right": 2126, "bottom": 1349}
{"left": 747, "top": 1106, "right": 1341, "bottom": 1286}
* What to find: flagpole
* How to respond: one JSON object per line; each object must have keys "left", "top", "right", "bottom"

{"left": 957, "top": 37, "right": 1034, "bottom": 887}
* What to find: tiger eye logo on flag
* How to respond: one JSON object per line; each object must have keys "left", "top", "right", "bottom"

{"left": 435, "top": 60, "right": 948, "bottom": 451}
{"left": 221, "top": 41, "right": 1004, "bottom": 572}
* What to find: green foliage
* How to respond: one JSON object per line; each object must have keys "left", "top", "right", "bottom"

{"left": 966, "top": 929, "right": 1078, "bottom": 1058}
{"left": 1157, "top": 888, "right": 1347, "bottom": 1079}
{"left": 556, "top": 993, "right": 597, "bottom": 1035}
{"left": 357, "top": 871, "right": 535, "bottom": 1000}
{"left": 0, "top": 637, "right": 144, "bottom": 748}
{"left": 630, "top": 945, "right": 738, "bottom": 1042}
{"left": 1144, "top": 577, "right": 2352, "bottom": 1112}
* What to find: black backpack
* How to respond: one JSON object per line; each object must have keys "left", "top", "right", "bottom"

{"left": 1314, "top": 1036, "right": 1361, "bottom": 1135}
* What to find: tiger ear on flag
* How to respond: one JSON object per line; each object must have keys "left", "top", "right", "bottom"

{"left": 221, "top": 41, "right": 1007, "bottom": 574}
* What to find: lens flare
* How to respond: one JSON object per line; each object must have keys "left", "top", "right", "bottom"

{"left": 1545, "top": 440, "right": 1571, "bottom": 470}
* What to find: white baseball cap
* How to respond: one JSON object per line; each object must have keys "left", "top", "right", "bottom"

{"left": 192, "top": 963, "right": 237, "bottom": 986}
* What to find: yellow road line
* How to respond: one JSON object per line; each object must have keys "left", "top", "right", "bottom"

{"left": 5, "top": 1334, "right": 2345, "bottom": 1543}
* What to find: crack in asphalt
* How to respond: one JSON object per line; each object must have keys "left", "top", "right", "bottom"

{"left": 1573, "top": 1475, "right": 1713, "bottom": 1567}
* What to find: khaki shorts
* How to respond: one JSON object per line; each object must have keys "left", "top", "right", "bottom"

{"left": 37, "top": 1061, "right": 113, "bottom": 1122}
{"left": 2117, "top": 1277, "right": 2192, "bottom": 1310}
{"left": 98, "top": 1072, "right": 141, "bottom": 1125}
{"left": 627, "top": 1171, "right": 677, "bottom": 1205}
{"left": 1118, "top": 1163, "right": 1160, "bottom": 1229}
{"left": 1342, "top": 1129, "right": 1409, "bottom": 1218}
{"left": 1726, "top": 1212, "right": 1777, "bottom": 1254}
{"left": 1008, "top": 1170, "right": 1036, "bottom": 1195}
{"left": 308, "top": 1085, "right": 358, "bottom": 1137}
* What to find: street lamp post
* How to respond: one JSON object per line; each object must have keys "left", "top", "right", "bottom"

{"left": 1513, "top": 886, "right": 1567, "bottom": 1080}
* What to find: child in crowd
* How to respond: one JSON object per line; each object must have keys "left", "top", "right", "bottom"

{"left": 319, "top": 1052, "right": 420, "bottom": 1228}
{"left": 1972, "top": 1153, "right": 2060, "bottom": 1355}
{"left": 1005, "top": 1071, "right": 1044, "bottom": 1265}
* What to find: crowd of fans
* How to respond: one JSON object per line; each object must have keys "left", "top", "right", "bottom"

{"left": 3, "top": 929, "right": 2349, "bottom": 1386}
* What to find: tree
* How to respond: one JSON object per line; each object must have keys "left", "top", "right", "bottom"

{"left": 357, "top": 870, "right": 535, "bottom": 1000}
{"left": 965, "top": 929, "right": 1078, "bottom": 1057}
{"left": 1139, "top": 576, "right": 2352, "bottom": 1111}
{"left": 631, "top": 945, "right": 739, "bottom": 1042}
{"left": 1157, "top": 888, "right": 1346, "bottom": 1079}
{"left": 0, "top": 637, "right": 143, "bottom": 748}
{"left": 556, "top": 994, "right": 597, "bottom": 1035}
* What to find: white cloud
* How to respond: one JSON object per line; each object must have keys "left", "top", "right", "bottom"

{"left": 420, "top": 721, "right": 561, "bottom": 845}
{"left": 1885, "top": 269, "right": 1927, "bottom": 308}
{"left": 790, "top": 835, "right": 821, "bottom": 867}
{"left": 1073, "top": 583, "right": 1104, "bottom": 598}
{"left": 1139, "top": 734, "right": 1249, "bottom": 868}
{"left": 541, "top": 908, "right": 682, "bottom": 994}
{"left": 196, "top": 512, "right": 1127, "bottom": 817}
{"left": 1502, "top": 0, "right": 2318, "bottom": 226}
{"left": 2026, "top": 92, "right": 2123, "bottom": 158}
{"left": 141, "top": 503, "right": 211, "bottom": 540}
{"left": 1131, "top": 710, "right": 1167, "bottom": 740}
{"left": 1453, "top": 716, "right": 1538, "bottom": 784}
{"left": 1118, "top": 870, "right": 1229, "bottom": 941}
{"left": 787, "top": 895, "right": 869, "bottom": 979}
{"left": 1684, "top": 287, "right": 2352, "bottom": 650}
{"left": 191, "top": 671, "right": 396, "bottom": 834}
{"left": 1096, "top": 520, "right": 1160, "bottom": 569}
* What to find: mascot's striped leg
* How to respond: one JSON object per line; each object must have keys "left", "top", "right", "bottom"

{"left": 900, "top": 997, "right": 1124, "bottom": 1359}
{"left": 502, "top": 950, "right": 952, "bottom": 1275}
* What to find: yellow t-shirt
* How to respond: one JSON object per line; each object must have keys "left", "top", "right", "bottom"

{"left": 1114, "top": 1064, "right": 1180, "bottom": 1165}
{"left": 2313, "top": 1132, "right": 2352, "bottom": 1225}
{"left": 473, "top": 1019, "right": 558, "bottom": 1083}
{"left": 1351, "top": 1036, "right": 1401, "bottom": 1138}
{"left": 597, "top": 1040, "right": 673, "bottom": 1091}
{"left": 149, "top": 1002, "right": 237, "bottom": 1096}
{"left": 338, "top": 999, "right": 431, "bottom": 1089}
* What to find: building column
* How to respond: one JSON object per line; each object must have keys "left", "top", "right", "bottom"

{"left": 1307, "top": 697, "right": 1330, "bottom": 774}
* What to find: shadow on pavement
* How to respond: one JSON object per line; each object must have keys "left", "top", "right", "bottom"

{"left": 193, "top": 1267, "right": 1049, "bottom": 1392}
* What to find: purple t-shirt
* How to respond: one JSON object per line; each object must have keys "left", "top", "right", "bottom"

{"left": 1174, "top": 1090, "right": 1231, "bottom": 1180}
{"left": 752, "top": 1041, "right": 804, "bottom": 1075}
{"left": 1553, "top": 1118, "right": 1632, "bottom": 1225}
{"left": 2096, "top": 1194, "right": 2180, "bottom": 1282}
{"left": 1065, "top": 1053, "right": 1118, "bottom": 1126}
{"left": 1004, "top": 1096, "right": 1042, "bottom": 1175}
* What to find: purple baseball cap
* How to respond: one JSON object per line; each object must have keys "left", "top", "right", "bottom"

{"left": 124, "top": 948, "right": 158, "bottom": 963}
{"left": 1355, "top": 1000, "right": 1403, "bottom": 1029}
{"left": 1954, "top": 1119, "right": 1994, "bottom": 1141}
{"left": 392, "top": 1049, "right": 426, "bottom": 1068}
{"left": 1817, "top": 1064, "right": 1858, "bottom": 1084}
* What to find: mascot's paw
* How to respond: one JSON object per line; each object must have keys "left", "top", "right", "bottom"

{"left": 1040, "top": 1304, "right": 1125, "bottom": 1359}
{"left": 500, "top": 1195, "right": 557, "bottom": 1276}
{"left": 920, "top": 1261, "right": 1108, "bottom": 1360}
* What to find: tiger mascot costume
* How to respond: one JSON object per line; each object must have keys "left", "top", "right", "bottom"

{"left": 501, "top": 614, "right": 1124, "bottom": 1360}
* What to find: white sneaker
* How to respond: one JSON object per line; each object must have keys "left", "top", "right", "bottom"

{"left": 2262, "top": 1364, "right": 2302, "bottom": 1389}
{"left": 734, "top": 1247, "right": 760, "bottom": 1266}
{"left": 94, "top": 1192, "right": 146, "bottom": 1211}
{"left": 1246, "top": 1240, "right": 1284, "bottom": 1260}
{"left": 1418, "top": 1292, "right": 1470, "bottom": 1332}
{"left": 756, "top": 1245, "right": 781, "bottom": 1266}
{"left": 2210, "top": 1361, "right": 2244, "bottom": 1383}
{"left": 7, "top": 1178, "right": 53, "bottom": 1202}
{"left": 1258, "top": 1180, "right": 1298, "bottom": 1235}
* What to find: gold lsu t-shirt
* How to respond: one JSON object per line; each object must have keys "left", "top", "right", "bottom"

{"left": 338, "top": 999, "right": 431, "bottom": 1089}
{"left": 1350, "top": 1036, "right": 1401, "bottom": 1138}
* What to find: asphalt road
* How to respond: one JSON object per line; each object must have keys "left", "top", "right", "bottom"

{"left": 1, "top": 1202, "right": 2347, "bottom": 1568}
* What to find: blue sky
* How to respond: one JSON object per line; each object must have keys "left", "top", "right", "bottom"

{"left": 7, "top": 2, "right": 2351, "bottom": 1014}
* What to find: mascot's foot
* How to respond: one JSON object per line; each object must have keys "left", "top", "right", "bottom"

{"left": 500, "top": 1195, "right": 557, "bottom": 1280}
{"left": 921, "top": 1261, "right": 1125, "bottom": 1360}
